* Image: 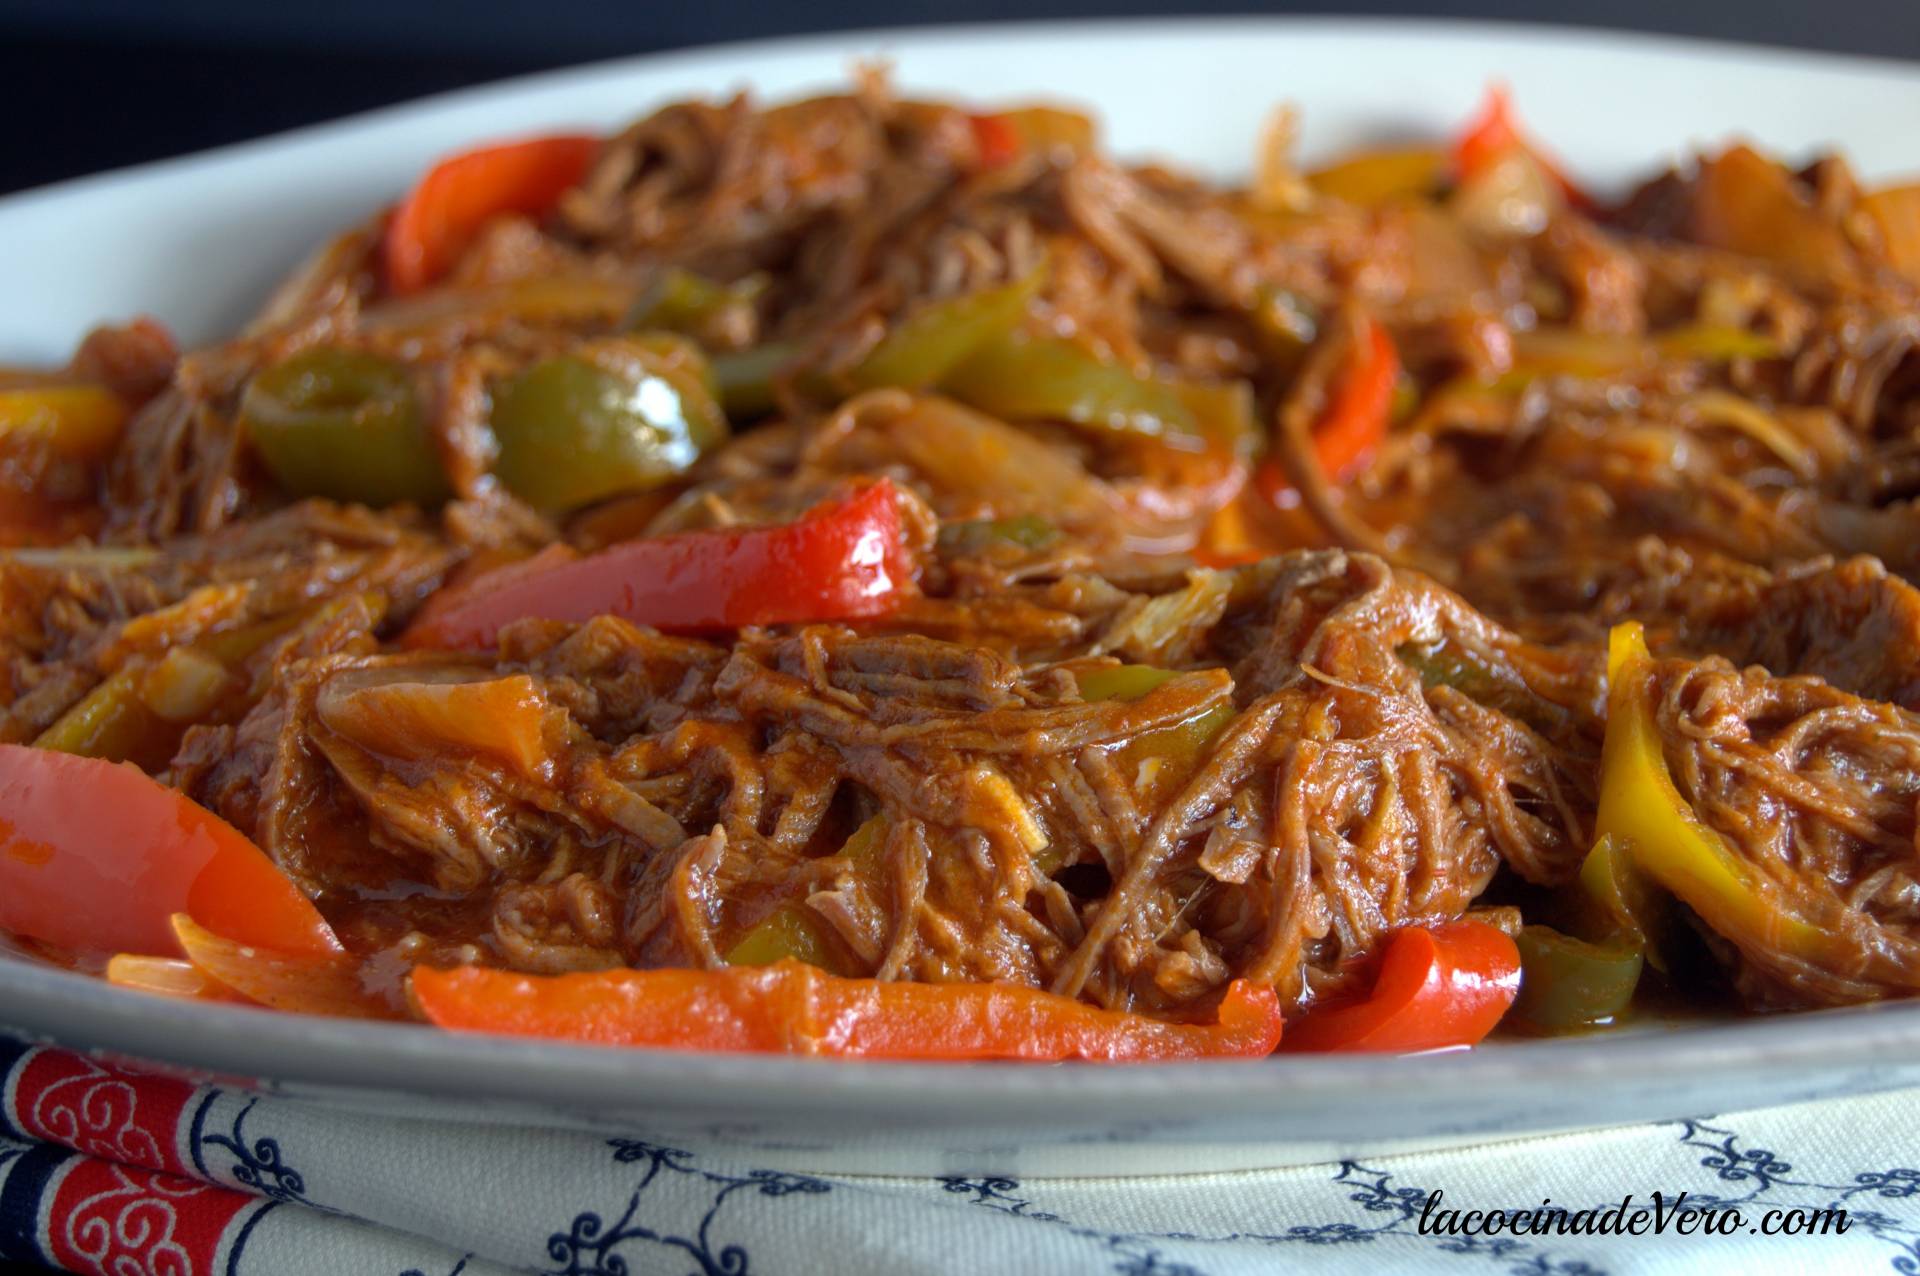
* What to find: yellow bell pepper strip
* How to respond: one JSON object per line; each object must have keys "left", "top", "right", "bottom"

{"left": 409, "top": 958, "right": 1284, "bottom": 1060}
{"left": 1689, "top": 145, "right": 1857, "bottom": 283}
{"left": 1308, "top": 147, "right": 1448, "bottom": 207}
{"left": 402, "top": 480, "right": 912, "bottom": 649}
{"left": 383, "top": 133, "right": 600, "bottom": 294}
{"left": 0, "top": 744, "right": 340, "bottom": 961}
{"left": 942, "top": 333, "right": 1205, "bottom": 448}
{"left": 0, "top": 384, "right": 129, "bottom": 543}
{"left": 1864, "top": 184, "right": 1920, "bottom": 284}
{"left": 490, "top": 340, "right": 728, "bottom": 512}
{"left": 724, "top": 906, "right": 854, "bottom": 975}
{"left": 851, "top": 272, "right": 1043, "bottom": 392}
{"left": 1592, "top": 622, "right": 1835, "bottom": 964}
{"left": 1508, "top": 924, "right": 1643, "bottom": 1032}
{"left": 0, "top": 385, "right": 128, "bottom": 462}
{"left": 1282, "top": 920, "right": 1521, "bottom": 1053}
{"left": 725, "top": 815, "right": 889, "bottom": 975}
{"left": 240, "top": 348, "right": 451, "bottom": 507}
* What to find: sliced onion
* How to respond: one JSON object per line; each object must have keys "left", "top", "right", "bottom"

{"left": 1685, "top": 391, "right": 1819, "bottom": 479}
{"left": 171, "top": 914, "right": 399, "bottom": 1019}
{"left": 106, "top": 954, "right": 249, "bottom": 1004}
{"left": 1452, "top": 149, "right": 1556, "bottom": 239}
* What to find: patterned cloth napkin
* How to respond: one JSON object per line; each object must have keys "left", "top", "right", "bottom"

{"left": 2, "top": 1032, "right": 1917, "bottom": 1275}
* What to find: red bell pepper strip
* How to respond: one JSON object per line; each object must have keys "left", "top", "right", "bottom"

{"left": 1281, "top": 920, "right": 1520, "bottom": 1053}
{"left": 1256, "top": 316, "right": 1399, "bottom": 505}
{"left": 0, "top": 744, "right": 340, "bottom": 960}
{"left": 969, "top": 113, "right": 1025, "bottom": 169}
{"left": 384, "top": 133, "right": 599, "bottom": 294}
{"left": 1451, "top": 85, "right": 1588, "bottom": 208}
{"left": 409, "top": 958, "right": 1283, "bottom": 1060}
{"left": 402, "top": 480, "right": 913, "bottom": 650}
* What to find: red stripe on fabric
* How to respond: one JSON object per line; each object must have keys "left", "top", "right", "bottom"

{"left": 44, "top": 1155, "right": 253, "bottom": 1276}
{"left": 12, "top": 1048, "right": 195, "bottom": 1176}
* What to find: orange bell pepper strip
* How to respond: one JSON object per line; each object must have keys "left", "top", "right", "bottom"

{"left": 1452, "top": 84, "right": 1588, "bottom": 209}
{"left": 1281, "top": 920, "right": 1520, "bottom": 1053}
{"left": 0, "top": 744, "right": 339, "bottom": 960}
{"left": 1864, "top": 184, "right": 1920, "bottom": 284}
{"left": 409, "top": 959, "right": 1285, "bottom": 1061}
{"left": 969, "top": 113, "right": 1025, "bottom": 169}
{"left": 402, "top": 480, "right": 913, "bottom": 650}
{"left": 1256, "top": 316, "right": 1399, "bottom": 505}
{"left": 384, "top": 133, "right": 600, "bottom": 294}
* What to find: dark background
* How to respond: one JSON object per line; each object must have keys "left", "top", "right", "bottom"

{"left": 2, "top": 0, "right": 1918, "bottom": 195}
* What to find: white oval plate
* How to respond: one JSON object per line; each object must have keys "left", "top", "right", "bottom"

{"left": 4, "top": 19, "right": 1920, "bottom": 1177}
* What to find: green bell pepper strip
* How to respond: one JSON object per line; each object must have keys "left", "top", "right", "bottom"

{"left": 1074, "top": 665, "right": 1235, "bottom": 819}
{"left": 708, "top": 343, "right": 798, "bottom": 419}
{"left": 240, "top": 348, "right": 451, "bottom": 507}
{"left": 32, "top": 665, "right": 171, "bottom": 768}
{"left": 1251, "top": 286, "right": 1319, "bottom": 363}
{"left": 851, "top": 272, "right": 1044, "bottom": 392}
{"left": 31, "top": 601, "right": 313, "bottom": 770}
{"left": 1575, "top": 833, "right": 1670, "bottom": 971}
{"left": 1654, "top": 325, "right": 1782, "bottom": 362}
{"left": 1509, "top": 924, "right": 1643, "bottom": 1032}
{"left": 936, "top": 514, "right": 1061, "bottom": 557}
{"left": 1174, "top": 377, "right": 1263, "bottom": 457}
{"left": 726, "top": 815, "right": 889, "bottom": 974}
{"left": 624, "top": 268, "right": 766, "bottom": 335}
{"left": 942, "top": 333, "right": 1205, "bottom": 448}
{"left": 489, "top": 338, "right": 728, "bottom": 513}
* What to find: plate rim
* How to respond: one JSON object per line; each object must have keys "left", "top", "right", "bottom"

{"left": 8, "top": 924, "right": 1920, "bottom": 1120}
{"left": 4, "top": 14, "right": 1920, "bottom": 1125}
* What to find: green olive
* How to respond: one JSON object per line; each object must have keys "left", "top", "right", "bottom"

{"left": 240, "top": 348, "right": 449, "bottom": 507}
{"left": 489, "top": 338, "right": 728, "bottom": 512}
